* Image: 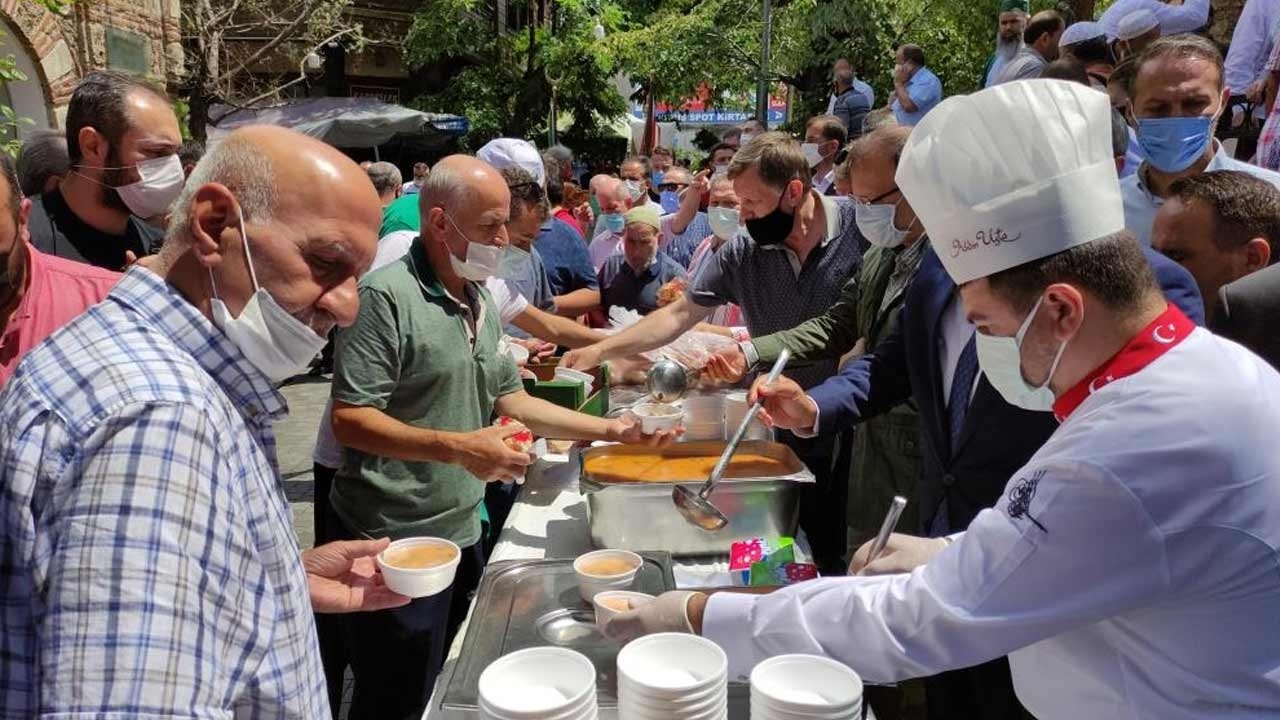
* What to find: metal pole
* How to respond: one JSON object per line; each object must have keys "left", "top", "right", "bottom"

{"left": 755, "top": 0, "right": 772, "bottom": 124}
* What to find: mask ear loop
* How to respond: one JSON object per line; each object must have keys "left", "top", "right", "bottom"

{"left": 208, "top": 203, "right": 262, "bottom": 300}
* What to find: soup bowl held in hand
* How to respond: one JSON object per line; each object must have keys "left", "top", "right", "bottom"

{"left": 630, "top": 403, "right": 684, "bottom": 434}
{"left": 573, "top": 549, "right": 643, "bottom": 602}
{"left": 377, "top": 537, "right": 461, "bottom": 598}
{"left": 591, "top": 590, "right": 655, "bottom": 632}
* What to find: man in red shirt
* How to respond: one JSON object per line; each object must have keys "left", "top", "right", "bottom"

{"left": 0, "top": 153, "right": 119, "bottom": 387}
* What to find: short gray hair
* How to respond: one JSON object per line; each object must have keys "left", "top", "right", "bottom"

{"left": 664, "top": 166, "right": 692, "bottom": 185}
{"left": 418, "top": 160, "right": 469, "bottom": 217}
{"left": 165, "top": 133, "right": 276, "bottom": 252}
{"left": 546, "top": 144, "right": 573, "bottom": 167}
{"left": 17, "top": 129, "right": 68, "bottom": 198}
{"left": 366, "top": 161, "right": 402, "bottom": 196}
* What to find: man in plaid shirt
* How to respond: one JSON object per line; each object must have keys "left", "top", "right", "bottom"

{"left": 0, "top": 125, "right": 405, "bottom": 718}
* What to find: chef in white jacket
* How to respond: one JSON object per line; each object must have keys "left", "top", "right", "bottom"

{"left": 605, "top": 79, "right": 1280, "bottom": 719}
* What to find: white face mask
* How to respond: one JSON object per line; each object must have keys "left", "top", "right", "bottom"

{"left": 497, "top": 244, "right": 533, "bottom": 280}
{"left": 740, "top": 132, "right": 757, "bottom": 146}
{"left": 209, "top": 207, "right": 328, "bottom": 385}
{"left": 974, "top": 294, "right": 1069, "bottom": 412}
{"left": 624, "top": 180, "right": 647, "bottom": 202}
{"left": 708, "top": 206, "right": 741, "bottom": 241}
{"left": 445, "top": 214, "right": 504, "bottom": 281}
{"left": 855, "top": 198, "right": 914, "bottom": 248}
{"left": 116, "top": 154, "right": 185, "bottom": 218}
{"left": 801, "top": 143, "right": 826, "bottom": 168}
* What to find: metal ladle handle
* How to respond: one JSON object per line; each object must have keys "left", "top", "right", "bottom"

{"left": 856, "top": 495, "right": 908, "bottom": 575}
{"left": 701, "top": 349, "right": 791, "bottom": 496}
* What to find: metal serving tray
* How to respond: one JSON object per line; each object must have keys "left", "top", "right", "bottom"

{"left": 580, "top": 441, "right": 810, "bottom": 556}
{"left": 438, "top": 555, "right": 677, "bottom": 717}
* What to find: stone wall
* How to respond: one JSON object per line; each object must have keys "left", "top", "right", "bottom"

{"left": 0, "top": 0, "right": 184, "bottom": 128}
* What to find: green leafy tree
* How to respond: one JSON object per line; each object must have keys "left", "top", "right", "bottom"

{"left": 0, "top": 0, "right": 70, "bottom": 155}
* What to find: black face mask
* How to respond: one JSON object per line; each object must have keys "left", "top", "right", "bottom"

{"left": 744, "top": 186, "right": 796, "bottom": 246}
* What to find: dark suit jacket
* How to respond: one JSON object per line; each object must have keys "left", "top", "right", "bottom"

{"left": 1212, "top": 264, "right": 1280, "bottom": 371}
{"left": 809, "top": 244, "right": 1204, "bottom": 535}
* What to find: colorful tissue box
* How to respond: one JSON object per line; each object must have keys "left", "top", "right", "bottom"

{"left": 729, "top": 537, "right": 818, "bottom": 586}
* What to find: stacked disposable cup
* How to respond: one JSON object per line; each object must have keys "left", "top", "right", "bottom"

{"left": 681, "top": 396, "right": 725, "bottom": 442}
{"left": 749, "top": 654, "right": 862, "bottom": 720}
{"left": 478, "top": 647, "right": 599, "bottom": 720}
{"left": 616, "top": 633, "right": 728, "bottom": 720}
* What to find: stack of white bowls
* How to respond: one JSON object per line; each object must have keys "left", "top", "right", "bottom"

{"left": 616, "top": 633, "right": 728, "bottom": 720}
{"left": 749, "top": 654, "right": 863, "bottom": 720}
{"left": 478, "top": 647, "right": 599, "bottom": 720}
{"left": 681, "top": 396, "right": 725, "bottom": 441}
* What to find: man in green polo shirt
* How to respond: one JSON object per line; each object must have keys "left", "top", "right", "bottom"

{"left": 325, "top": 155, "right": 671, "bottom": 720}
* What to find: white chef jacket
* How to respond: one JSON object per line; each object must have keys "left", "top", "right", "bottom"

{"left": 705, "top": 323, "right": 1280, "bottom": 719}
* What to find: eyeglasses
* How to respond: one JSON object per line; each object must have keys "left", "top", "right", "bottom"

{"left": 854, "top": 186, "right": 900, "bottom": 205}
{"left": 657, "top": 182, "right": 690, "bottom": 192}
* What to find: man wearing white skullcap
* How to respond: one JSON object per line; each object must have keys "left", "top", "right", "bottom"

{"left": 476, "top": 137, "right": 547, "bottom": 187}
{"left": 1059, "top": 20, "right": 1113, "bottom": 88}
{"left": 1098, "top": 0, "right": 1208, "bottom": 42}
{"left": 1113, "top": 8, "right": 1160, "bottom": 61}
{"left": 603, "top": 79, "right": 1280, "bottom": 719}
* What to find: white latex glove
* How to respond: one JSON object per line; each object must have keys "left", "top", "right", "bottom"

{"left": 849, "top": 532, "right": 949, "bottom": 576}
{"left": 602, "top": 590, "right": 702, "bottom": 643}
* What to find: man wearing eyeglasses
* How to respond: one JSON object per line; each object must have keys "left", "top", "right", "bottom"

{"left": 654, "top": 166, "right": 714, "bottom": 268}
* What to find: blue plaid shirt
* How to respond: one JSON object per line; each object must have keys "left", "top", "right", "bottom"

{"left": 0, "top": 267, "right": 327, "bottom": 718}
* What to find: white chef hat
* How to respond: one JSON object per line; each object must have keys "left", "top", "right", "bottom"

{"left": 476, "top": 138, "right": 546, "bottom": 187}
{"left": 1116, "top": 9, "right": 1160, "bottom": 41}
{"left": 1060, "top": 20, "right": 1105, "bottom": 47}
{"left": 896, "top": 79, "right": 1124, "bottom": 285}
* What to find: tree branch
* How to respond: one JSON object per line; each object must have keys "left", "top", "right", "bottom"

{"left": 213, "top": 0, "right": 319, "bottom": 86}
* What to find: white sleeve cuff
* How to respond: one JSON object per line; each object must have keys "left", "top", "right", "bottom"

{"left": 703, "top": 592, "right": 766, "bottom": 683}
{"left": 740, "top": 340, "right": 759, "bottom": 368}
{"left": 790, "top": 399, "right": 821, "bottom": 439}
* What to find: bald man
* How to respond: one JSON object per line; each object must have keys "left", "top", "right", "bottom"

{"left": 328, "top": 155, "right": 673, "bottom": 719}
{"left": 0, "top": 125, "right": 409, "bottom": 718}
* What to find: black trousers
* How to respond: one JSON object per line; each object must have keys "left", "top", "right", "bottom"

{"left": 312, "top": 463, "right": 346, "bottom": 719}
{"left": 777, "top": 429, "right": 849, "bottom": 575}
{"left": 318, "top": 495, "right": 485, "bottom": 720}
{"left": 924, "top": 656, "right": 1034, "bottom": 720}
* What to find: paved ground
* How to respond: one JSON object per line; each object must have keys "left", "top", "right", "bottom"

{"left": 278, "top": 374, "right": 331, "bottom": 550}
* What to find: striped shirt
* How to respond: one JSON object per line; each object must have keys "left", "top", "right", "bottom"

{"left": 0, "top": 266, "right": 326, "bottom": 718}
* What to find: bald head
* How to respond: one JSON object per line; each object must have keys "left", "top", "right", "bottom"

{"left": 419, "top": 155, "right": 512, "bottom": 276}
{"left": 167, "top": 124, "right": 381, "bottom": 338}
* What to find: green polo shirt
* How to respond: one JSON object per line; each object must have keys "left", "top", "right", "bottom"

{"left": 329, "top": 240, "right": 524, "bottom": 546}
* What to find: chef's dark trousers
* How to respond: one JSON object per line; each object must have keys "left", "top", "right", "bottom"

{"left": 320, "top": 502, "right": 485, "bottom": 720}
{"left": 312, "top": 463, "right": 346, "bottom": 719}
{"left": 924, "top": 656, "right": 1034, "bottom": 720}
{"left": 777, "top": 428, "right": 849, "bottom": 575}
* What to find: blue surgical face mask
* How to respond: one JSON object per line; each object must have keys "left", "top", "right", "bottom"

{"left": 651, "top": 170, "right": 666, "bottom": 188}
{"left": 604, "top": 212, "right": 626, "bottom": 234}
{"left": 1134, "top": 114, "right": 1215, "bottom": 174}
{"left": 659, "top": 190, "right": 681, "bottom": 214}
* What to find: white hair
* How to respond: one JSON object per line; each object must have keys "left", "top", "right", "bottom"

{"left": 417, "top": 159, "right": 471, "bottom": 218}
{"left": 164, "top": 133, "right": 277, "bottom": 257}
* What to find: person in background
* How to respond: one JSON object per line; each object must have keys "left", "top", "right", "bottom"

{"left": 993, "top": 10, "right": 1065, "bottom": 85}
{"left": 1113, "top": 9, "right": 1161, "bottom": 63}
{"left": 1122, "top": 35, "right": 1280, "bottom": 246}
{"left": 366, "top": 161, "right": 403, "bottom": 208}
{"left": 327, "top": 155, "right": 672, "bottom": 719}
{"left": 15, "top": 128, "right": 68, "bottom": 198}
{"left": 620, "top": 155, "right": 662, "bottom": 213}
{"left": 178, "top": 139, "right": 203, "bottom": 178}
{"left": 890, "top": 44, "right": 944, "bottom": 126}
{"left": 546, "top": 144, "right": 575, "bottom": 183}
{"left": 653, "top": 165, "right": 712, "bottom": 266}
{"left": 804, "top": 115, "right": 848, "bottom": 196}
{"left": 495, "top": 166, "right": 558, "bottom": 330}
{"left": 1151, "top": 170, "right": 1279, "bottom": 319}
{"left": 685, "top": 174, "right": 746, "bottom": 329}
{"left": 1040, "top": 57, "right": 1091, "bottom": 84}
{"left": 1225, "top": 0, "right": 1280, "bottom": 123}
{"left": 709, "top": 142, "right": 737, "bottom": 179}
{"left": 722, "top": 126, "right": 744, "bottom": 149}
{"left": 587, "top": 172, "right": 615, "bottom": 232}
{"left": 537, "top": 178, "right": 601, "bottom": 316}
{"left": 1249, "top": 21, "right": 1280, "bottom": 170}
{"left": 1099, "top": 0, "right": 1207, "bottom": 42}
{"left": 0, "top": 152, "right": 118, "bottom": 388}
{"left": 588, "top": 178, "right": 635, "bottom": 270}
{"left": 546, "top": 166, "right": 586, "bottom": 238}
{"left": 650, "top": 146, "right": 674, "bottom": 188}
{"left": 983, "top": 0, "right": 1029, "bottom": 88}
{"left": 598, "top": 206, "right": 686, "bottom": 316}
{"left": 28, "top": 70, "right": 181, "bottom": 270}
{"left": 1, "top": 125, "right": 407, "bottom": 719}
{"left": 402, "top": 162, "right": 430, "bottom": 195}
{"left": 565, "top": 133, "right": 866, "bottom": 573}
{"left": 1213, "top": 263, "right": 1280, "bottom": 369}
{"left": 1059, "top": 21, "right": 1114, "bottom": 88}
{"left": 828, "top": 58, "right": 873, "bottom": 136}
{"left": 741, "top": 118, "right": 767, "bottom": 146}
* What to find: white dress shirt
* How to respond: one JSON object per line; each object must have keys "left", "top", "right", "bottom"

{"left": 1224, "top": 0, "right": 1280, "bottom": 94}
{"left": 705, "top": 328, "right": 1280, "bottom": 719}
{"left": 938, "top": 293, "right": 977, "bottom": 407}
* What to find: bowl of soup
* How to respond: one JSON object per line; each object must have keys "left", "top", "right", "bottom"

{"left": 377, "top": 537, "right": 461, "bottom": 598}
{"left": 631, "top": 403, "right": 684, "bottom": 434}
{"left": 572, "top": 549, "right": 643, "bottom": 602}
{"left": 592, "top": 590, "right": 656, "bottom": 633}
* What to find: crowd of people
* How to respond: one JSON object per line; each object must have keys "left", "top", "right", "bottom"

{"left": 2, "top": 3, "right": 1280, "bottom": 719}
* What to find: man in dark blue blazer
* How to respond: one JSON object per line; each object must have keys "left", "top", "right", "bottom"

{"left": 752, "top": 239, "right": 1201, "bottom": 719}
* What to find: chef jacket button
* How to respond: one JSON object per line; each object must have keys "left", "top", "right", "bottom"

{"left": 942, "top": 473, "right": 956, "bottom": 487}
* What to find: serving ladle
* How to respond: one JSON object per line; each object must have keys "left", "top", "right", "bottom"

{"left": 673, "top": 349, "right": 791, "bottom": 532}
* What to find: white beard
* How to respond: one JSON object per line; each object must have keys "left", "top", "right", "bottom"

{"left": 997, "top": 36, "right": 1022, "bottom": 60}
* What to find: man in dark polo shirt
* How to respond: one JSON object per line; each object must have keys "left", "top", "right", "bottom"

{"left": 27, "top": 71, "right": 181, "bottom": 270}
{"left": 598, "top": 206, "right": 686, "bottom": 315}
{"left": 327, "top": 155, "right": 674, "bottom": 720}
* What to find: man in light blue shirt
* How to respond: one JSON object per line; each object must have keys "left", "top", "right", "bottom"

{"left": 890, "top": 44, "right": 944, "bottom": 126}
{"left": 1122, "top": 35, "right": 1280, "bottom": 245}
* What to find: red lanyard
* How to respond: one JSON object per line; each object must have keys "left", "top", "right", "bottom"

{"left": 1053, "top": 304, "right": 1195, "bottom": 422}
